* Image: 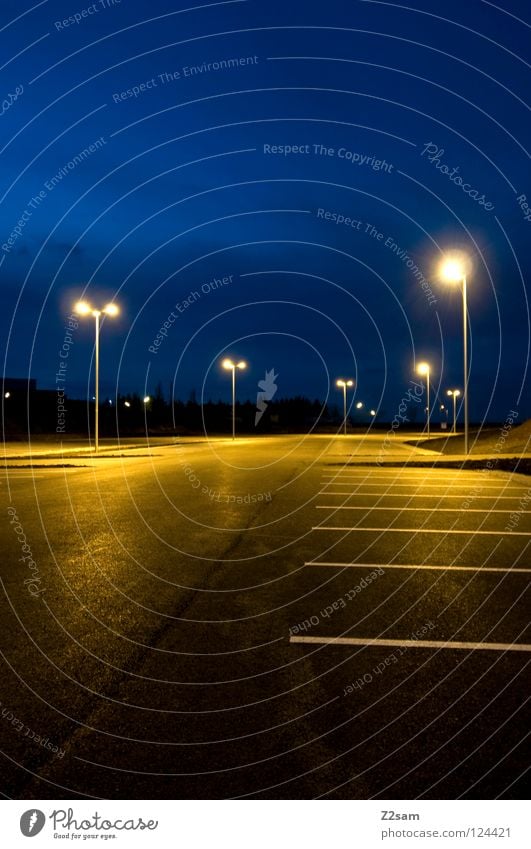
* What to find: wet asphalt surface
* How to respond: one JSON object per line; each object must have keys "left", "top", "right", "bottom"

{"left": 0, "top": 434, "right": 529, "bottom": 799}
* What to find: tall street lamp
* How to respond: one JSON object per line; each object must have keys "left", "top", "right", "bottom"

{"left": 74, "top": 300, "right": 119, "bottom": 451}
{"left": 447, "top": 389, "right": 461, "bottom": 435}
{"left": 336, "top": 379, "right": 354, "bottom": 435}
{"left": 440, "top": 255, "right": 470, "bottom": 454}
{"left": 416, "top": 361, "right": 431, "bottom": 437}
{"left": 222, "top": 358, "right": 247, "bottom": 439}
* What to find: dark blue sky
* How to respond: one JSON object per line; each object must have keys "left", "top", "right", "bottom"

{"left": 1, "top": 0, "right": 530, "bottom": 421}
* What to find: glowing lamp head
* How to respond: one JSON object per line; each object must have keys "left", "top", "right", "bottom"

{"left": 103, "top": 303, "right": 119, "bottom": 316}
{"left": 356, "top": 401, "right": 363, "bottom": 409}
{"left": 440, "top": 253, "right": 469, "bottom": 283}
{"left": 417, "top": 361, "right": 430, "bottom": 376}
{"left": 370, "top": 409, "right": 376, "bottom": 416}
{"left": 74, "top": 300, "right": 92, "bottom": 315}
{"left": 336, "top": 379, "right": 354, "bottom": 388}
{"left": 143, "top": 396, "right": 151, "bottom": 404}
{"left": 236, "top": 361, "right": 246, "bottom": 370}
{"left": 222, "top": 358, "right": 234, "bottom": 370}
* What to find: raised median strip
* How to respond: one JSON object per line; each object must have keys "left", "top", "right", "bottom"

{"left": 289, "top": 636, "right": 531, "bottom": 651}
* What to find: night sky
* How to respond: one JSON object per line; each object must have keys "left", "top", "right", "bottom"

{"left": 1, "top": 0, "right": 530, "bottom": 422}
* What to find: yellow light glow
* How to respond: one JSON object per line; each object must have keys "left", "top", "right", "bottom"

{"left": 336, "top": 379, "right": 354, "bottom": 388}
{"left": 356, "top": 401, "right": 363, "bottom": 409}
{"left": 447, "top": 389, "right": 461, "bottom": 397}
{"left": 417, "top": 361, "right": 430, "bottom": 376}
{"left": 222, "top": 358, "right": 234, "bottom": 370}
{"left": 439, "top": 253, "right": 469, "bottom": 283}
{"left": 370, "top": 409, "right": 376, "bottom": 416}
{"left": 103, "top": 303, "right": 119, "bottom": 316}
{"left": 236, "top": 361, "right": 247, "bottom": 370}
{"left": 74, "top": 300, "right": 92, "bottom": 315}
{"left": 143, "top": 396, "right": 151, "bottom": 403}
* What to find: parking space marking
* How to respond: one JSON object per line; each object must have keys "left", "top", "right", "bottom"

{"left": 320, "top": 491, "right": 529, "bottom": 500}
{"left": 320, "top": 481, "right": 531, "bottom": 491}
{"left": 290, "top": 636, "right": 531, "bottom": 651}
{"left": 312, "top": 526, "right": 531, "bottom": 536}
{"left": 316, "top": 505, "right": 531, "bottom": 514}
{"left": 304, "top": 561, "right": 531, "bottom": 573}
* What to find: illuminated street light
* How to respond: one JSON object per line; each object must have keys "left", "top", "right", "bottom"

{"left": 124, "top": 401, "right": 131, "bottom": 408}
{"left": 74, "top": 300, "right": 120, "bottom": 451}
{"left": 416, "top": 361, "right": 431, "bottom": 437}
{"left": 439, "top": 254, "right": 470, "bottom": 454}
{"left": 447, "top": 389, "right": 461, "bottom": 435}
{"left": 143, "top": 396, "right": 151, "bottom": 404}
{"left": 222, "top": 358, "right": 247, "bottom": 439}
{"left": 356, "top": 401, "right": 364, "bottom": 409}
{"left": 4, "top": 392, "right": 10, "bottom": 399}
{"left": 336, "top": 379, "right": 354, "bottom": 435}
{"left": 370, "top": 409, "right": 376, "bottom": 417}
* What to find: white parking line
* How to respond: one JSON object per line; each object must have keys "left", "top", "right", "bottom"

{"left": 312, "top": 526, "right": 531, "bottom": 536}
{"left": 320, "top": 491, "right": 529, "bottom": 500}
{"left": 290, "top": 636, "right": 531, "bottom": 652}
{"left": 320, "top": 482, "right": 530, "bottom": 491}
{"left": 322, "top": 474, "right": 509, "bottom": 481}
{"left": 316, "top": 505, "right": 531, "bottom": 514}
{"left": 304, "top": 561, "right": 531, "bottom": 573}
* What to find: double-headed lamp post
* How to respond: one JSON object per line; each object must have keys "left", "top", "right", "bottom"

{"left": 416, "top": 361, "right": 431, "bottom": 437}
{"left": 336, "top": 379, "right": 354, "bottom": 435}
{"left": 440, "top": 255, "right": 470, "bottom": 454}
{"left": 74, "top": 301, "right": 119, "bottom": 451}
{"left": 222, "top": 358, "right": 247, "bottom": 439}
{"left": 447, "top": 389, "right": 461, "bottom": 435}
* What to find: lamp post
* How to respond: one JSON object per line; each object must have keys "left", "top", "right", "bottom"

{"left": 447, "top": 389, "right": 461, "bottom": 434}
{"left": 416, "top": 362, "right": 431, "bottom": 437}
{"left": 336, "top": 379, "right": 354, "bottom": 435}
{"left": 74, "top": 300, "right": 119, "bottom": 451}
{"left": 440, "top": 256, "right": 470, "bottom": 454}
{"left": 222, "top": 358, "right": 247, "bottom": 439}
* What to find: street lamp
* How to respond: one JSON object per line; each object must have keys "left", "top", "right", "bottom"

{"left": 447, "top": 389, "right": 461, "bottom": 434}
{"left": 356, "top": 401, "right": 364, "bottom": 409}
{"left": 336, "top": 379, "right": 354, "bottom": 435}
{"left": 416, "top": 361, "right": 431, "bottom": 437}
{"left": 74, "top": 300, "right": 119, "bottom": 451}
{"left": 370, "top": 409, "right": 376, "bottom": 417}
{"left": 222, "top": 358, "right": 247, "bottom": 439}
{"left": 439, "top": 254, "right": 470, "bottom": 454}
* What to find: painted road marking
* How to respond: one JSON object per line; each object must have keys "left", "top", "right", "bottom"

{"left": 304, "top": 561, "right": 531, "bottom": 573}
{"left": 320, "top": 481, "right": 531, "bottom": 491}
{"left": 320, "top": 491, "right": 530, "bottom": 500}
{"left": 321, "top": 466, "right": 510, "bottom": 476}
{"left": 316, "top": 505, "right": 531, "bottom": 514}
{"left": 289, "top": 636, "right": 531, "bottom": 652}
{"left": 312, "top": 526, "right": 531, "bottom": 536}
